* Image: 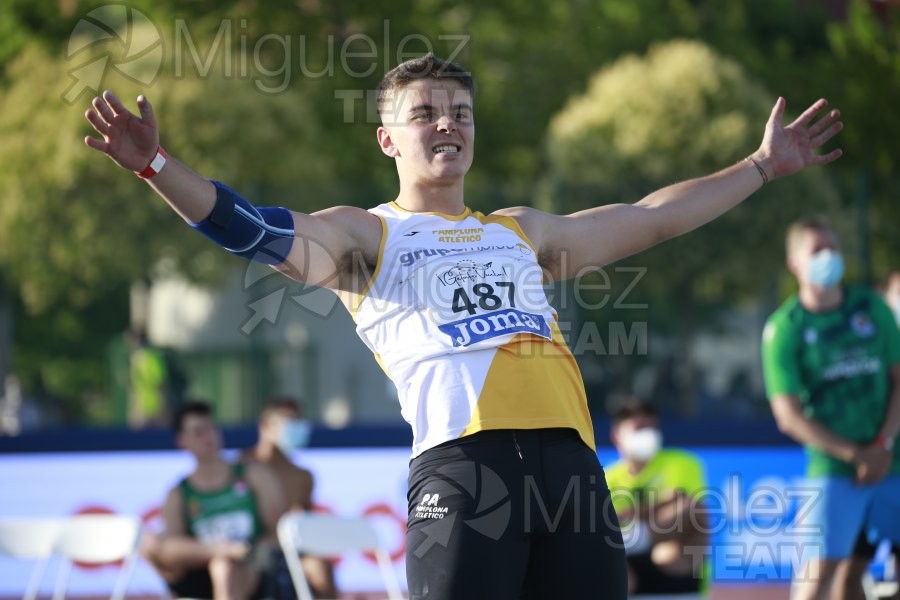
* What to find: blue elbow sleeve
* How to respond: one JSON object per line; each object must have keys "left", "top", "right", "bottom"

{"left": 191, "top": 181, "right": 295, "bottom": 265}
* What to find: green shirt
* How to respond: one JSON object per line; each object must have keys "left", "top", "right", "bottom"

{"left": 180, "top": 462, "right": 264, "bottom": 544}
{"left": 761, "top": 286, "right": 900, "bottom": 477}
{"left": 606, "top": 449, "right": 711, "bottom": 592}
{"left": 605, "top": 448, "right": 706, "bottom": 515}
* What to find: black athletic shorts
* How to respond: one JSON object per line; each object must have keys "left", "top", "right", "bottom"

{"left": 628, "top": 552, "right": 702, "bottom": 595}
{"left": 168, "top": 568, "right": 217, "bottom": 599}
{"left": 405, "top": 428, "right": 628, "bottom": 600}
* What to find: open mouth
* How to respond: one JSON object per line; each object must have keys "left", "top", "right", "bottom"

{"left": 432, "top": 144, "right": 460, "bottom": 154}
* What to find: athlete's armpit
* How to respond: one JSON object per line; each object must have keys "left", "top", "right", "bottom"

{"left": 276, "top": 206, "right": 383, "bottom": 293}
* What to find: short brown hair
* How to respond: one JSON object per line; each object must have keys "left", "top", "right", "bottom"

{"left": 785, "top": 216, "right": 837, "bottom": 256}
{"left": 172, "top": 400, "right": 212, "bottom": 434}
{"left": 376, "top": 52, "right": 475, "bottom": 115}
{"left": 608, "top": 395, "right": 659, "bottom": 426}
{"left": 259, "top": 396, "right": 303, "bottom": 422}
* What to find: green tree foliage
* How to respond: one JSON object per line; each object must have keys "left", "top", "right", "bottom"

{"left": 545, "top": 40, "right": 842, "bottom": 328}
{"left": 0, "top": 25, "right": 332, "bottom": 410}
{"left": 824, "top": 0, "right": 900, "bottom": 273}
{"left": 0, "top": 36, "right": 331, "bottom": 311}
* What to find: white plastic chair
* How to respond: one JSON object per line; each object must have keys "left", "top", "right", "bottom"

{"left": 277, "top": 512, "right": 403, "bottom": 600}
{"left": 0, "top": 518, "right": 65, "bottom": 600}
{"left": 51, "top": 515, "right": 142, "bottom": 600}
{"left": 860, "top": 539, "right": 899, "bottom": 600}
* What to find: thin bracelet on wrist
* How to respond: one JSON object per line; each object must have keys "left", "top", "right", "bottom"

{"left": 745, "top": 157, "right": 769, "bottom": 185}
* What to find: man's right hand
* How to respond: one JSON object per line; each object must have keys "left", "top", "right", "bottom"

{"left": 84, "top": 91, "right": 160, "bottom": 172}
{"left": 854, "top": 444, "right": 892, "bottom": 485}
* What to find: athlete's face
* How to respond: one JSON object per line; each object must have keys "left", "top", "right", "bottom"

{"left": 787, "top": 228, "right": 841, "bottom": 284}
{"left": 177, "top": 413, "right": 222, "bottom": 460}
{"left": 376, "top": 78, "right": 474, "bottom": 183}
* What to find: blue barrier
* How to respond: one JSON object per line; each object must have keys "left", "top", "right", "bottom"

{"left": 0, "top": 418, "right": 789, "bottom": 453}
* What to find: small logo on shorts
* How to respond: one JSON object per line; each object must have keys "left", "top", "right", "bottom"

{"left": 414, "top": 493, "right": 449, "bottom": 520}
{"left": 410, "top": 462, "right": 511, "bottom": 559}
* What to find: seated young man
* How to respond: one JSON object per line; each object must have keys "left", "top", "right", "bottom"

{"left": 241, "top": 397, "right": 337, "bottom": 599}
{"left": 142, "top": 401, "right": 286, "bottom": 600}
{"left": 605, "top": 398, "right": 710, "bottom": 597}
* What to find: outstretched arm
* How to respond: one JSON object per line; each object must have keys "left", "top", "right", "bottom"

{"left": 84, "top": 92, "right": 381, "bottom": 291}
{"left": 508, "top": 98, "right": 843, "bottom": 280}
{"left": 84, "top": 91, "right": 216, "bottom": 222}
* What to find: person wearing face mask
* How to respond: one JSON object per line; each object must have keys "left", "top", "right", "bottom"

{"left": 241, "top": 397, "right": 336, "bottom": 600}
{"left": 605, "top": 397, "right": 710, "bottom": 597}
{"left": 762, "top": 217, "right": 900, "bottom": 600}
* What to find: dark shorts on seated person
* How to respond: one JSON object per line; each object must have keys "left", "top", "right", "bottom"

{"left": 629, "top": 552, "right": 702, "bottom": 595}
{"left": 168, "top": 567, "right": 267, "bottom": 600}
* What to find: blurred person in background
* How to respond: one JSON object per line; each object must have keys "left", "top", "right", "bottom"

{"left": 127, "top": 328, "right": 169, "bottom": 428}
{"left": 242, "top": 397, "right": 337, "bottom": 599}
{"left": 836, "top": 270, "right": 900, "bottom": 600}
{"left": 0, "top": 373, "right": 43, "bottom": 434}
{"left": 0, "top": 373, "right": 23, "bottom": 435}
{"left": 605, "top": 396, "right": 709, "bottom": 597}
{"left": 142, "top": 400, "right": 286, "bottom": 600}
{"left": 762, "top": 217, "right": 900, "bottom": 600}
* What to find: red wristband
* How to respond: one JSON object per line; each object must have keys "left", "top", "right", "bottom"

{"left": 875, "top": 435, "right": 895, "bottom": 451}
{"left": 136, "top": 146, "right": 167, "bottom": 179}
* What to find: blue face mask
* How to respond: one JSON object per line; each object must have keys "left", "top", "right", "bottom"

{"left": 807, "top": 249, "right": 844, "bottom": 289}
{"left": 275, "top": 419, "right": 312, "bottom": 452}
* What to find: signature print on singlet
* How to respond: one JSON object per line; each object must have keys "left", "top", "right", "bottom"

{"left": 437, "top": 260, "right": 506, "bottom": 285}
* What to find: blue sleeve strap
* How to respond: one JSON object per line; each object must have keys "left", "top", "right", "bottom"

{"left": 191, "top": 180, "right": 295, "bottom": 265}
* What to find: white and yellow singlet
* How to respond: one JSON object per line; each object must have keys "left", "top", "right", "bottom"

{"left": 354, "top": 202, "right": 594, "bottom": 457}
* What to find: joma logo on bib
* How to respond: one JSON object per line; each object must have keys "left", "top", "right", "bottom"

{"left": 438, "top": 308, "right": 551, "bottom": 347}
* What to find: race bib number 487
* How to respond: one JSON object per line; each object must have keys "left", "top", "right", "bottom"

{"left": 409, "top": 255, "right": 551, "bottom": 347}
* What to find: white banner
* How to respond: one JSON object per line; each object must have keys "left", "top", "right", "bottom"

{"left": 0, "top": 448, "right": 411, "bottom": 596}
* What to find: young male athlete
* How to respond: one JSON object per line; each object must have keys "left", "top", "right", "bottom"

{"left": 142, "top": 401, "right": 286, "bottom": 600}
{"left": 241, "top": 398, "right": 337, "bottom": 599}
{"left": 86, "top": 54, "right": 842, "bottom": 599}
{"left": 762, "top": 218, "right": 900, "bottom": 600}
